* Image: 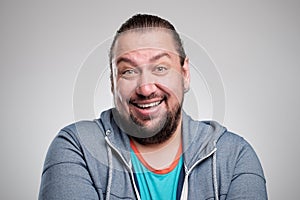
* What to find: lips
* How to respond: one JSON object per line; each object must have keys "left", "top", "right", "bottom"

{"left": 129, "top": 99, "right": 164, "bottom": 120}
{"left": 129, "top": 96, "right": 165, "bottom": 117}
{"left": 134, "top": 100, "right": 163, "bottom": 109}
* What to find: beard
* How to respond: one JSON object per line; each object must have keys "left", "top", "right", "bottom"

{"left": 112, "top": 98, "right": 182, "bottom": 145}
{"left": 130, "top": 102, "right": 182, "bottom": 145}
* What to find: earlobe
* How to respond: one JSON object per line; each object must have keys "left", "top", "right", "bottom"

{"left": 182, "top": 57, "right": 190, "bottom": 92}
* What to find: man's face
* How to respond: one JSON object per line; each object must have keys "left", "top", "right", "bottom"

{"left": 111, "top": 29, "right": 190, "bottom": 143}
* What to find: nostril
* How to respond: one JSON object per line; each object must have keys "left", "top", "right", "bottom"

{"left": 136, "top": 83, "right": 157, "bottom": 96}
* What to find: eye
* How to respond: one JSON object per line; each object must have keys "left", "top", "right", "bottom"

{"left": 154, "top": 65, "right": 168, "bottom": 74}
{"left": 120, "top": 68, "right": 139, "bottom": 78}
{"left": 123, "top": 69, "right": 135, "bottom": 75}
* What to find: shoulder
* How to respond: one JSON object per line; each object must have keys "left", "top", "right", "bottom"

{"left": 47, "top": 120, "right": 106, "bottom": 158}
{"left": 217, "top": 131, "right": 248, "bottom": 148}
{"left": 43, "top": 120, "right": 107, "bottom": 171}
{"left": 62, "top": 120, "right": 103, "bottom": 135}
{"left": 61, "top": 120, "right": 104, "bottom": 139}
{"left": 54, "top": 120, "right": 106, "bottom": 151}
{"left": 216, "top": 130, "right": 256, "bottom": 158}
{"left": 216, "top": 131, "right": 265, "bottom": 178}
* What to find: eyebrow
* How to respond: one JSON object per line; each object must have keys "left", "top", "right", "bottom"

{"left": 149, "top": 52, "right": 171, "bottom": 62}
{"left": 116, "top": 57, "right": 137, "bottom": 66}
{"left": 116, "top": 52, "right": 171, "bottom": 66}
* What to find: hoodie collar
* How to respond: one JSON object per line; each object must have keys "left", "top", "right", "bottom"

{"left": 99, "top": 109, "right": 132, "bottom": 164}
{"left": 99, "top": 109, "right": 226, "bottom": 169}
{"left": 181, "top": 111, "right": 226, "bottom": 169}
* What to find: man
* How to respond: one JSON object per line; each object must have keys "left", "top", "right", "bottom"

{"left": 39, "top": 14, "right": 267, "bottom": 200}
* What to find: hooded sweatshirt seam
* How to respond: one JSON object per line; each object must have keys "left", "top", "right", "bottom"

{"left": 232, "top": 172, "right": 266, "bottom": 182}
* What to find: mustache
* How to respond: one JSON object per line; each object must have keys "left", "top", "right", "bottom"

{"left": 129, "top": 93, "right": 167, "bottom": 102}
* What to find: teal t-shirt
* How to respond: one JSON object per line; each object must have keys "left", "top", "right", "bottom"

{"left": 130, "top": 147, "right": 183, "bottom": 200}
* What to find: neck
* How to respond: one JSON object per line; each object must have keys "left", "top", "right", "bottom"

{"left": 131, "top": 119, "right": 182, "bottom": 170}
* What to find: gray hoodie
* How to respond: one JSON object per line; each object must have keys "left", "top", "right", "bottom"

{"left": 39, "top": 109, "right": 267, "bottom": 199}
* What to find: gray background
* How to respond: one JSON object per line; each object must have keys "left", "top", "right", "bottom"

{"left": 1, "top": 0, "right": 299, "bottom": 199}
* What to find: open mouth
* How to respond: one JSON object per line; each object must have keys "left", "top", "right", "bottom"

{"left": 130, "top": 98, "right": 165, "bottom": 109}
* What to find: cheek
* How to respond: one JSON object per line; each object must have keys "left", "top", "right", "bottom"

{"left": 114, "top": 79, "right": 137, "bottom": 105}
{"left": 157, "top": 72, "right": 185, "bottom": 103}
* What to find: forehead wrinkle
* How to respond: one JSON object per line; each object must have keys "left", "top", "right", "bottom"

{"left": 113, "top": 30, "right": 178, "bottom": 61}
{"left": 116, "top": 50, "right": 172, "bottom": 67}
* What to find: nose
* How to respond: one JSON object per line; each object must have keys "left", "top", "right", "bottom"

{"left": 135, "top": 72, "right": 157, "bottom": 97}
{"left": 136, "top": 83, "right": 157, "bottom": 97}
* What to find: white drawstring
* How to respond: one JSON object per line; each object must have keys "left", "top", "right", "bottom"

{"left": 212, "top": 141, "right": 219, "bottom": 200}
{"left": 105, "top": 130, "right": 113, "bottom": 200}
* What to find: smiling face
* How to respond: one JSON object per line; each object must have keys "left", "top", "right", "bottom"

{"left": 111, "top": 29, "right": 190, "bottom": 144}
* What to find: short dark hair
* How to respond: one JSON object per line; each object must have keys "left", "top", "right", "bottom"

{"left": 109, "top": 14, "right": 186, "bottom": 91}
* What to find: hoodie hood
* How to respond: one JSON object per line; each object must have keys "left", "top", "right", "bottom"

{"left": 181, "top": 111, "right": 227, "bottom": 170}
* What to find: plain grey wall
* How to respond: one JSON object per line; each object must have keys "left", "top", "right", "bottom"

{"left": 1, "top": 0, "right": 299, "bottom": 199}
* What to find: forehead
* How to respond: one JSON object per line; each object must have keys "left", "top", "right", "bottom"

{"left": 112, "top": 29, "right": 178, "bottom": 60}
{"left": 115, "top": 49, "right": 178, "bottom": 67}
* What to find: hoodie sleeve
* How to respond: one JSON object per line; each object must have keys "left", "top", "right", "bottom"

{"left": 38, "top": 129, "right": 101, "bottom": 200}
{"left": 225, "top": 139, "right": 268, "bottom": 199}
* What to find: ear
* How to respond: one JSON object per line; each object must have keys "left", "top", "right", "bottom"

{"left": 110, "top": 72, "right": 114, "bottom": 94}
{"left": 182, "top": 57, "right": 190, "bottom": 93}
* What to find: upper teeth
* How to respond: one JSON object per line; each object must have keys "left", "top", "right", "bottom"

{"left": 137, "top": 101, "right": 161, "bottom": 108}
